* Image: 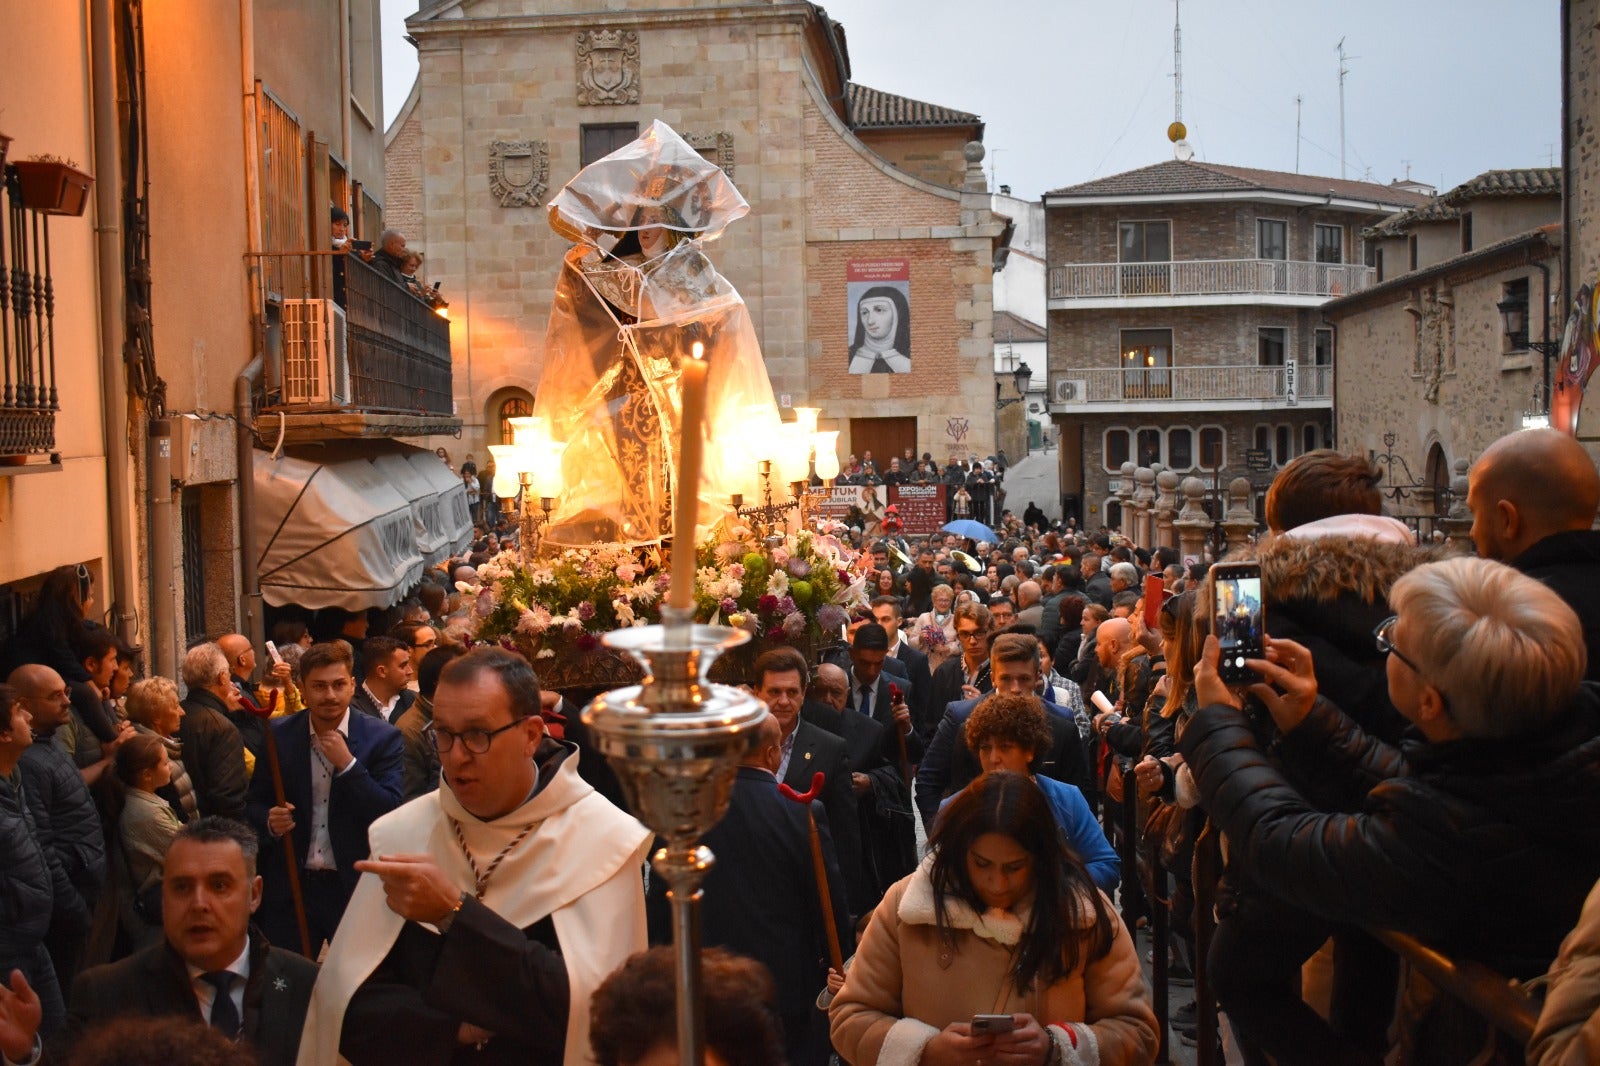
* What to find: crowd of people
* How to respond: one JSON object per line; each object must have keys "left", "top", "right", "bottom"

{"left": 0, "top": 425, "right": 1597, "bottom": 1065}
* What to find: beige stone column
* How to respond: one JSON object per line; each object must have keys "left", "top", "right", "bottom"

{"left": 1117, "top": 462, "right": 1137, "bottom": 539}
{"left": 1223, "top": 477, "right": 1257, "bottom": 555}
{"left": 1174, "top": 477, "right": 1212, "bottom": 562}
{"left": 1155, "top": 468, "right": 1179, "bottom": 551}
{"left": 1132, "top": 465, "right": 1157, "bottom": 548}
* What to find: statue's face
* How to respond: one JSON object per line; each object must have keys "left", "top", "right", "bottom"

{"left": 859, "top": 297, "right": 895, "bottom": 342}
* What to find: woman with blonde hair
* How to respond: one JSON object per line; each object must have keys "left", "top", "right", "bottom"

{"left": 123, "top": 677, "right": 197, "bottom": 823}
{"left": 909, "top": 583, "right": 958, "bottom": 670}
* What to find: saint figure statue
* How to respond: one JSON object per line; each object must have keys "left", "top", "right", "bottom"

{"left": 533, "top": 121, "right": 782, "bottom": 548}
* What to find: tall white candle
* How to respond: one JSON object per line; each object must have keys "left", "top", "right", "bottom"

{"left": 667, "top": 342, "right": 709, "bottom": 612}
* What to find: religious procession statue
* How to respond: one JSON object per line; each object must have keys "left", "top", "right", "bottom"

{"left": 534, "top": 120, "right": 782, "bottom": 549}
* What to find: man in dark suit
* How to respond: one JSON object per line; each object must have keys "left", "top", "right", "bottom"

{"left": 246, "top": 641, "right": 405, "bottom": 954}
{"left": 666, "top": 715, "right": 852, "bottom": 1066}
{"left": 350, "top": 636, "right": 416, "bottom": 724}
{"left": 844, "top": 624, "right": 923, "bottom": 765}
{"left": 915, "top": 633, "right": 1090, "bottom": 827}
{"left": 56, "top": 818, "right": 318, "bottom": 1066}
{"left": 755, "top": 648, "right": 868, "bottom": 920}
{"left": 922, "top": 601, "right": 994, "bottom": 738}
{"left": 871, "top": 595, "right": 932, "bottom": 729}
{"left": 805, "top": 664, "right": 915, "bottom": 911}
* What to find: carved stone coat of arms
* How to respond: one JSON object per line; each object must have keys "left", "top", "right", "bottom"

{"left": 488, "top": 140, "right": 550, "bottom": 208}
{"left": 576, "top": 29, "right": 640, "bottom": 106}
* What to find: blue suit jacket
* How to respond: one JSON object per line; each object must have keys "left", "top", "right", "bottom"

{"left": 245, "top": 709, "right": 405, "bottom": 903}
{"left": 915, "top": 694, "right": 1090, "bottom": 828}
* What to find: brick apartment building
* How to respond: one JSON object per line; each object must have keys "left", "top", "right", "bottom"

{"left": 1041, "top": 159, "right": 1428, "bottom": 528}
{"left": 385, "top": 0, "right": 1009, "bottom": 467}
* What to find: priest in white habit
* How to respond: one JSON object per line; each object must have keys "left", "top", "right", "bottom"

{"left": 294, "top": 648, "right": 651, "bottom": 1066}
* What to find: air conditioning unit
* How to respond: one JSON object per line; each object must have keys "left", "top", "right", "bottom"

{"left": 281, "top": 299, "right": 350, "bottom": 405}
{"left": 1054, "top": 378, "right": 1088, "bottom": 404}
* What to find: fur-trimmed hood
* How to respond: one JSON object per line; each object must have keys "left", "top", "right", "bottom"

{"left": 1248, "top": 526, "right": 1458, "bottom": 607}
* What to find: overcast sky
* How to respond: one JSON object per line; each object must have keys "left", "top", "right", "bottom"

{"left": 380, "top": 0, "right": 1560, "bottom": 200}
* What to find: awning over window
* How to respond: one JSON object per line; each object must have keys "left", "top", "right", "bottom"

{"left": 253, "top": 444, "right": 471, "bottom": 612}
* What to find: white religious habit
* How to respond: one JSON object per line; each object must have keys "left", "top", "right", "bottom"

{"left": 295, "top": 744, "right": 652, "bottom": 1066}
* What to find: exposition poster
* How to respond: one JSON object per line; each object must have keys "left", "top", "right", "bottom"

{"left": 847, "top": 259, "right": 911, "bottom": 374}
{"left": 887, "top": 484, "right": 945, "bottom": 535}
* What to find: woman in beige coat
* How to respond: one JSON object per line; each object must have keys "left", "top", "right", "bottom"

{"left": 830, "top": 772, "right": 1157, "bottom": 1066}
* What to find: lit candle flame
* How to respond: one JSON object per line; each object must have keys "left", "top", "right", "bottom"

{"left": 691, "top": 341, "right": 705, "bottom": 361}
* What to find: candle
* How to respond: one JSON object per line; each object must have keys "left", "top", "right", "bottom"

{"left": 667, "top": 342, "right": 709, "bottom": 611}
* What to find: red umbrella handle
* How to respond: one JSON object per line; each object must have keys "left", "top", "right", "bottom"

{"left": 778, "top": 771, "right": 824, "bottom": 805}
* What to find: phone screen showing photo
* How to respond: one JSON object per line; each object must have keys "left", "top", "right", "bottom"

{"left": 1213, "top": 568, "right": 1264, "bottom": 681}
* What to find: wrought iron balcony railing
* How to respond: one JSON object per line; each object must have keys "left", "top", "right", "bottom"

{"left": 0, "top": 167, "right": 59, "bottom": 458}
{"left": 251, "top": 250, "right": 453, "bottom": 423}
{"left": 1048, "top": 259, "right": 1374, "bottom": 302}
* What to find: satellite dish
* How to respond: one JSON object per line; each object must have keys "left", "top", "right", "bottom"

{"left": 1174, "top": 140, "right": 1195, "bottom": 162}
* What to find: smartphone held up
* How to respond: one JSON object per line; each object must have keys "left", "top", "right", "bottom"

{"left": 1211, "top": 562, "right": 1265, "bottom": 683}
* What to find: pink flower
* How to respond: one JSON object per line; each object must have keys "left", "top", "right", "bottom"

{"left": 577, "top": 600, "right": 596, "bottom": 621}
{"left": 757, "top": 594, "right": 779, "bottom": 614}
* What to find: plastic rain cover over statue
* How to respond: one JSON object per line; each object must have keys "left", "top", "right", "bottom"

{"left": 533, "top": 120, "right": 783, "bottom": 548}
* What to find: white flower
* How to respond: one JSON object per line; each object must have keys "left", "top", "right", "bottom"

{"left": 766, "top": 570, "right": 790, "bottom": 598}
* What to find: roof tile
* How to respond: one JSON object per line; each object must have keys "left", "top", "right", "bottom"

{"left": 1047, "top": 159, "right": 1431, "bottom": 208}
{"left": 847, "top": 83, "right": 981, "bottom": 130}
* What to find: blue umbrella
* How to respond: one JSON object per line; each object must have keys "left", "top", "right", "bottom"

{"left": 941, "top": 519, "right": 998, "bottom": 543}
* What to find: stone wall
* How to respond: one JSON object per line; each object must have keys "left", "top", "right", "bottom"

{"left": 854, "top": 128, "right": 971, "bottom": 189}
{"left": 1566, "top": 0, "right": 1600, "bottom": 444}
{"left": 1049, "top": 305, "right": 1327, "bottom": 369}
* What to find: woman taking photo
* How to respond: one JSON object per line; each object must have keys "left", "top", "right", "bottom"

{"left": 831, "top": 772, "right": 1157, "bottom": 1065}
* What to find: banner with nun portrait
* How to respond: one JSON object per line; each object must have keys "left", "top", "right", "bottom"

{"left": 847, "top": 259, "right": 911, "bottom": 374}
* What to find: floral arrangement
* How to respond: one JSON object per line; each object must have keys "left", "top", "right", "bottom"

{"left": 915, "top": 622, "right": 949, "bottom": 654}
{"left": 468, "top": 522, "right": 867, "bottom": 661}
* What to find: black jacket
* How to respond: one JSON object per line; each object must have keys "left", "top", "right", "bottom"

{"left": 656, "top": 767, "right": 852, "bottom": 1029}
{"left": 177, "top": 688, "right": 250, "bottom": 821}
{"left": 0, "top": 771, "right": 65, "bottom": 977}
{"left": 1511, "top": 529, "right": 1600, "bottom": 684}
{"left": 18, "top": 736, "right": 106, "bottom": 909}
{"left": 1179, "top": 685, "right": 1600, "bottom": 978}
{"left": 1256, "top": 532, "right": 1448, "bottom": 745}
{"left": 780, "top": 720, "right": 866, "bottom": 919}
{"left": 67, "top": 930, "right": 318, "bottom": 1066}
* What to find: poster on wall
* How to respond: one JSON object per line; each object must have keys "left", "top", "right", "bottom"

{"left": 847, "top": 259, "right": 911, "bottom": 374}
{"left": 817, "top": 485, "right": 888, "bottom": 534}
{"left": 887, "top": 484, "right": 945, "bottom": 535}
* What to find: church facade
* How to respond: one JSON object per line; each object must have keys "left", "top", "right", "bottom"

{"left": 386, "top": 0, "right": 1010, "bottom": 472}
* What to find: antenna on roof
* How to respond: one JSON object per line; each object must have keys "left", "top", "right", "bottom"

{"left": 1169, "top": 0, "right": 1193, "bottom": 161}
{"left": 1337, "top": 38, "right": 1357, "bottom": 180}
{"left": 1295, "top": 94, "right": 1303, "bottom": 174}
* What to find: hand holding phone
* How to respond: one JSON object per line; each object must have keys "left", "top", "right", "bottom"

{"left": 970, "top": 1014, "right": 1016, "bottom": 1036}
{"left": 1210, "top": 562, "right": 1265, "bottom": 683}
{"left": 265, "top": 640, "right": 284, "bottom": 665}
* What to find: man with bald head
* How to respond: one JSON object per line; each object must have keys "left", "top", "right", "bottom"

{"left": 1468, "top": 428, "right": 1600, "bottom": 680}
{"left": 218, "top": 633, "right": 290, "bottom": 711}
{"left": 803, "top": 660, "right": 914, "bottom": 912}
{"left": 1014, "top": 579, "right": 1045, "bottom": 628}
{"left": 10, "top": 664, "right": 110, "bottom": 989}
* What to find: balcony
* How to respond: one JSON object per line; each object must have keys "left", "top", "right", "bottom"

{"left": 0, "top": 167, "right": 60, "bottom": 471}
{"left": 1047, "top": 259, "right": 1375, "bottom": 309}
{"left": 253, "top": 251, "right": 460, "bottom": 444}
{"left": 1048, "top": 363, "right": 1332, "bottom": 414}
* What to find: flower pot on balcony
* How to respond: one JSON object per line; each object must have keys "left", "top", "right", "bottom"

{"left": 12, "top": 160, "right": 94, "bottom": 217}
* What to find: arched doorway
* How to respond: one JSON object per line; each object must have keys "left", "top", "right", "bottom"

{"left": 1424, "top": 442, "right": 1450, "bottom": 517}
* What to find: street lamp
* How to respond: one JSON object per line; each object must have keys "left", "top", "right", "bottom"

{"left": 1498, "top": 295, "right": 1562, "bottom": 426}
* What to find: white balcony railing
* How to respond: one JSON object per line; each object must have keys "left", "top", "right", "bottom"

{"left": 1050, "top": 364, "right": 1332, "bottom": 406}
{"left": 1048, "top": 259, "right": 1374, "bottom": 301}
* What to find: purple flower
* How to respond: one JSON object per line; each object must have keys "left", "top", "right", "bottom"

{"left": 720, "top": 597, "right": 739, "bottom": 614}
{"left": 816, "top": 604, "right": 847, "bottom": 634}
{"left": 781, "top": 611, "right": 808, "bottom": 639}
{"left": 776, "top": 595, "right": 797, "bottom": 615}
{"left": 757, "top": 594, "right": 780, "bottom": 614}
{"left": 786, "top": 558, "right": 812, "bottom": 579}
{"left": 577, "top": 600, "right": 596, "bottom": 621}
